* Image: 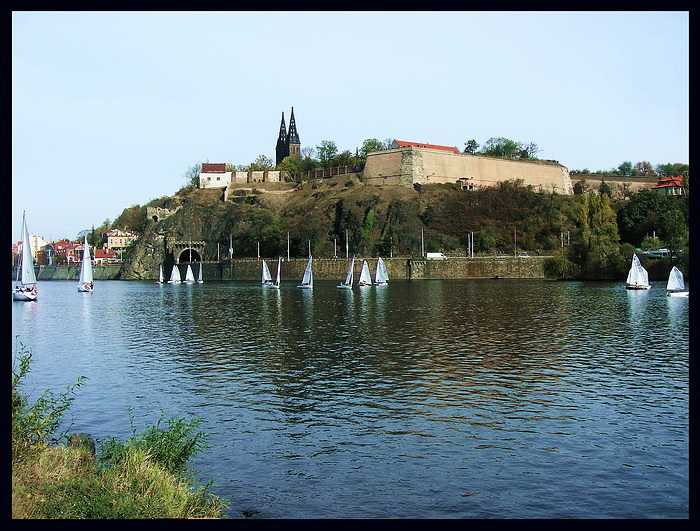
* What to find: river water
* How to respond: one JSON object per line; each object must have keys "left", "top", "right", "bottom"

{"left": 11, "top": 278, "right": 689, "bottom": 519}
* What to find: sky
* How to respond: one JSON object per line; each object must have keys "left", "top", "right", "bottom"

{"left": 11, "top": 10, "right": 689, "bottom": 243}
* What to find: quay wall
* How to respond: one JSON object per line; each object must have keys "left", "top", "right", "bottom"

{"left": 18, "top": 258, "right": 545, "bottom": 282}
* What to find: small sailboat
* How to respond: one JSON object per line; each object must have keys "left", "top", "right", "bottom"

{"left": 197, "top": 262, "right": 204, "bottom": 284}
{"left": 168, "top": 264, "right": 182, "bottom": 284}
{"left": 337, "top": 256, "right": 355, "bottom": 289}
{"left": 156, "top": 264, "right": 164, "bottom": 284}
{"left": 77, "top": 235, "right": 94, "bottom": 292}
{"left": 271, "top": 257, "right": 282, "bottom": 289}
{"left": 358, "top": 259, "right": 372, "bottom": 286}
{"left": 666, "top": 266, "right": 688, "bottom": 297}
{"left": 261, "top": 260, "right": 274, "bottom": 286}
{"left": 12, "top": 212, "right": 38, "bottom": 302}
{"left": 625, "top": 253, "right": 651, "bottom": 290}
{"left": 183, "top": 263, "right": 196, "bottom": 284}
{"left": 297, "top": 256, "right": 313, "bottom": 289}
{"left": 375, "top": 257, "right": 389, "bottom": 286}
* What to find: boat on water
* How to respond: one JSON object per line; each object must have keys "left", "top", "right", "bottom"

{"left": 12, "top": 211, "right": 38, "bottom": 302}
{"left": 156, "top": 264, "right": 164, "bottom": 284}
{"left": 168, "top": 264, "right": 182, "bottom": 284}
{"left": 375, "top": 257, "right": 389, "bottom": 286}
{"left": 358, "top": 260, "right": 372, "bottom": 286}
{"left": 271, "top": 257, "right": 282, "bottom": 289}
{"left": 666, "top": 266, "right": 688, "bottom": 297}
{"left": 183, "top": 263, "right": 196, "bottom": 284}
{"left": 261, "top": 260, "right": 275, "bottom": 286}
{"left": 626, "top": 254, "right": 651, "bottom": 290}
{"left": 337, "top": 256, "right": 355, "bottom": 289}
{"left": 77, "top": 235, "right": 94, "bottom": 293}
{"left": 197, "top": 262, "right": 204, "bottom": 283}
{"left": 297, "top": 256, "right": 313, "bottom": 289}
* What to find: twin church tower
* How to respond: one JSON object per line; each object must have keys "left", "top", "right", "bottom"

{"left": 275, "top": 107, "right": 301, "bottom": 166}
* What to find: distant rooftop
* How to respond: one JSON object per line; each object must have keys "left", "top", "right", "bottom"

{"left": 391, "top": 140, "right": 460, "bottom": 154}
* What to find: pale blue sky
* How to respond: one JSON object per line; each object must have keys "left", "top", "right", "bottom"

{"left": 12, "top": 11, "right": 689, "bottom": 242}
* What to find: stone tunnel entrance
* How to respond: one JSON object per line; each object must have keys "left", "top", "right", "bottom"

{"left": 167, "top": 240, "right": 206, "bottom": 263}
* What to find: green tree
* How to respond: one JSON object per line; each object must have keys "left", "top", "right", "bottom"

{"left": 482, "top": 137, "right": 521, "bottom": 158}
{"left": 359, "top": 138, "right": 384, "bottom": 158}
{"left": 317, "top": 140, "right": 338, "bottom": 168}
{"left": 617, "top": 161, "right": 632, "bottom": 176}
{"left": 598, "top": 180, "right": 612, "bottom": 197}
{"left": 248, "top": 154, "right": 274, "bottom": 171}
{"left": 463, "top": 139, "right": 479, "bottom": 154}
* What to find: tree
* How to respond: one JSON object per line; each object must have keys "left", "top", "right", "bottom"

{"left": 463, "top": 139, "right": 479, "bottom": 154}
{"left": 184, "top": 162, "right": 203, "bottom": 187}
{"left": 521, "top": 142, "right": 540, "bottom": 159}
{"left": 633, "top": 161, "right": 654, "bottom": 176}
{"left": 598, "top": 180, "right": 612, "bottom": 197}
{"left": 248, "top": 155, "right": 274, "bottom": 171}
{"left": 482, "top": 137, "right": 521, "bottom": 158}
{"left": 617, "top": 161, "right": 632, "bottom": 176}
{"left": 316, "top": 140, "right": 338, "bottom": 168}
{"left": 359, "top": 138, "right": 384, "bottom": 158}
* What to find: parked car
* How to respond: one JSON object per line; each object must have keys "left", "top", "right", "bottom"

{"left": 517, "top": 253, "right": 530, "bottom": 258}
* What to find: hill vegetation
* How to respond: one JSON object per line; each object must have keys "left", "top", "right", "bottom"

{"left": 111, "top": 169, "right": 688, "bottom": 281}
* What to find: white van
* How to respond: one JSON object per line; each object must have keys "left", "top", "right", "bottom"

{"left": 425, "top": 252, "right": 447, "bottom": 260}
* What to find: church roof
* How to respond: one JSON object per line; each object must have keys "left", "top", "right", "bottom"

{"left": 392, "top": 140, "right": 460, "bottom": 153}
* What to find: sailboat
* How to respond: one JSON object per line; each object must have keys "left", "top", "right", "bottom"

{"left": 358, "top": 259, "right": 372, "bottom": 286}
{"left": 12, "top": 212, "right": 38, "bottom": 302}
{"left": 156, "top": 264, "right": 164, "bottom": 284}
{"left": 337, "top": 256, "right": 355, "bottom": 289}
{"left": 77, "top": 236, "right": 94, "bottom": 292}
{"left": 197, "top": 262, "right": 204, "bottom": 284}
{"left": 183, "top": 263, "right": 196, "bottom": 284}
{"left": 261, "top": 259, "right": 274, "bottom": 286}
{"left": 666, "top": 266, "right": 688, "bottom": 297}
{"left": 297, "top": 256, "right": 313, "bottom": 289}
{"left": 271, "top": 257, "right": 282, "bottom": 289}
{"left": 625, "top": 253, "right": 651, "bottom": 290}
{"left": 168, "top": 264, "right": 182, "bottom": 283}
{"left": 375, "top": 257, "right": 389, "bottom": 286}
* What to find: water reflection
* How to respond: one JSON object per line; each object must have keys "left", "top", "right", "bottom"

{"left": 11, "top": 279, "right": 689, "bottom": 519}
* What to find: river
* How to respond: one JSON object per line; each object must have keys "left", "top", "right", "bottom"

{"left": 11, "top": 278, "right": 689, "bottom": 518}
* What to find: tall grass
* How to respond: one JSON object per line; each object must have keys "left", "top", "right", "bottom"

{"left": 12, "top": 342, "right": 229, "bottom": 519}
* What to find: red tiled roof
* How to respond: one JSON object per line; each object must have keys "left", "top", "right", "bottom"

{"left": 651, "top": 176, "right": 684, "bottom": 189}
{"left": 201, "top": 163, "right": 226, "bottom": 173}
{"left": 95, "top": 249, "right": 117, "bottom": 259}
{"left": 393, "top": 140, "right": 460, "bottom": 154}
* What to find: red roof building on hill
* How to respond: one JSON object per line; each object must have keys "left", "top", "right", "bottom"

{"left": 201, "top": 163, "right": 227, "bottom": 173}
{"left": 651, "top": 176, "right": 685, "bottom": 196}
{"left": 391, "top": 140, "right": 461, "bottom": 154}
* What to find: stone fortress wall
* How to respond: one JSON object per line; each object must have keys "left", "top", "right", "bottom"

{"left": 363, "top": 146, "right": 573, "bottom": 194}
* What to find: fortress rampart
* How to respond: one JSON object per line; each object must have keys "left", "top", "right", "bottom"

{"left": 363, "top": 147, "right": 573, "bottom": 194}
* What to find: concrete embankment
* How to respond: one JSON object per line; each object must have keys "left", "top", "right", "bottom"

{"left": 17, "top": 257, "right": 546, "bottom": 282}
{"left": 14, "top": 265, "right": 122, "bottom": 281}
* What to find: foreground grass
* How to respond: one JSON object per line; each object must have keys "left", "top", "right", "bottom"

{"left": 12, "top": 342, "right": 228, "bottom": 519}
{"left": 12, "top": 443, "right": 227, "bottom": 519}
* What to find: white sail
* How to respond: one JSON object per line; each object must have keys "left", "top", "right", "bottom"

{"left": 626, "top": 254, "right": 650, "bottom": 289}
{"left": 169, "top": 264, "right": 182, "bottom": 283}
{"left": 157, "top": 264, "right": 164, "bottom": 283}
{"left": 358, "top": 260, "right": 372, "bottom": 286}
{"left": 262, "top": 260, "right": 273, "bottom": 285}
{"left": 667, "top": 266, "right": 685, "bottom": 292}
{"left": 338, "top": 256, "right": 355, "bottom": 289}
{"left": 184, "top": 264, "right": 196, "bottom": 283}
{"left": 77, "top": 236, "right": 94, "bottom": 291}
{"left": 197, "top": 262, "right": 204, "bottom": 283}
{"left": 375, "top": 257, "right": 389, "bottom": 286}
{"left": 297, "top": 256, "right": 313, "bottom": 289}
{"left": 272, "top": 257, "right": 282, "bottom": 288}
{"left": 13, "top": 212, "right": 38, "bottom": 301}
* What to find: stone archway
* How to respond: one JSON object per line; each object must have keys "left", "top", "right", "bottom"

{"left": 167, "top": 240, "right": 205, "bottom": 263}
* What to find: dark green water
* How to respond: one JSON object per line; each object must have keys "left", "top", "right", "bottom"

{"left": 12, "top": 279, "right": 689, "bottom": 518}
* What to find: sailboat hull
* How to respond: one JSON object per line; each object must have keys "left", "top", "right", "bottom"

{"left": 77, "top": 284, "right": 93, "bottom": 293}
{"left": 12, "top": 288, "right": 37, "bottom": 301}
{"left": 626, "top": 284, "right": 651, "bottom": 290}
{"left": 668, "top": 291, "right": 689, "bottom": 297}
